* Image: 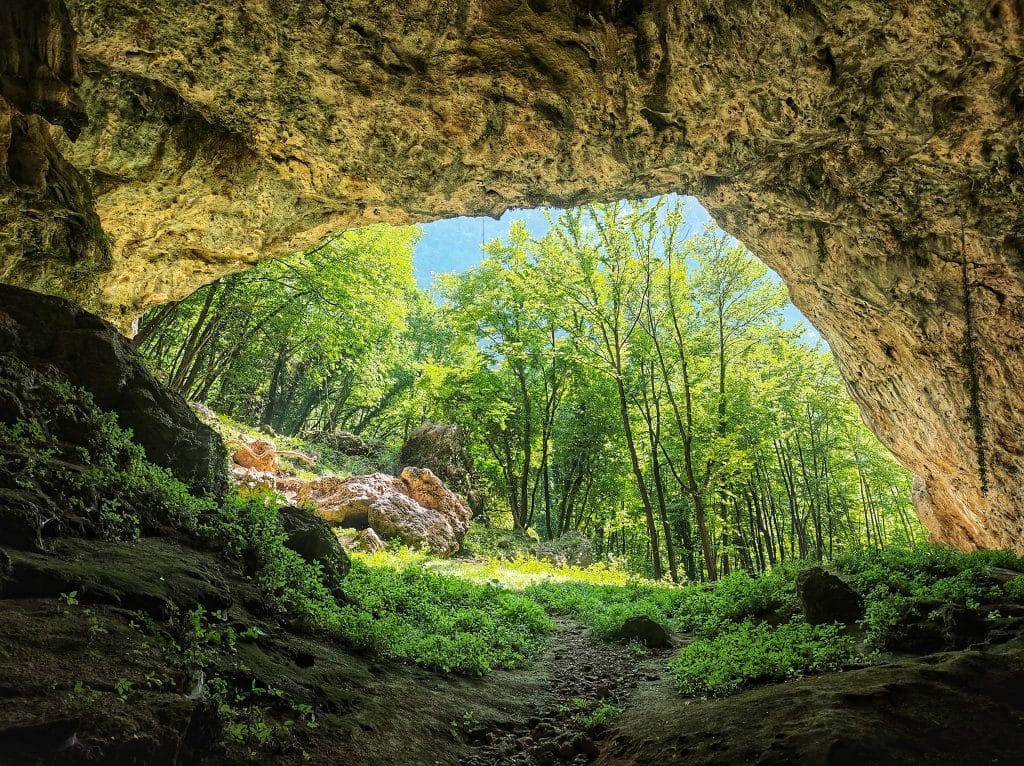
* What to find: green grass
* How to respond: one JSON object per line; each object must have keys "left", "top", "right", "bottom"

{"left": 333, "top": 561, "right": 552, "bottom": 674}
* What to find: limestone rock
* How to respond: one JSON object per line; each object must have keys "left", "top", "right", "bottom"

{"left": 2, "top": 2, "right": 1024, "bottom": 550}
{"left": 355, "top": 528, "right": 386, "bottom": 553}
{"left": 797, "top": 567, "right": 865, "bottom": 626}
{"left": 367, "top": 491, "right": 459, "bottom": 557}
{"left": 400, "top": 424, "right": 482, "bottom": 513}
{"left": 400, "top": 467, "right": 473, "bottom": 539}
{"left": 231, "top": 439, "right": 280, "bottom": 474}
{"left": 295, "top": 468, "right": 473, "bottom": 555}
{"left": 297, "top": 473, "right": 403, "bottom": 528}
{"left": 229, "top": 464, "right": 277, "bottom": 499}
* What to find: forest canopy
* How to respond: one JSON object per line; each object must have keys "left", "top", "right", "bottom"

{"left": 138, "top": 198, "right": 922, "bottom": 583}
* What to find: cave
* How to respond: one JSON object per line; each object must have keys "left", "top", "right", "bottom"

{"left": 2, "top": 1, "right": 1024, "bottom": 764}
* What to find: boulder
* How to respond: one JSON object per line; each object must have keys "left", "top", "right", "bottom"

{"left": 882, "top": 599, "right": 996, "bottom": 655}
{"left": 400, "top": 467, "right": 473, "bottom": 538}
{"left": 368, "top": 493, "right": 459, "bottom": 557}
{"left": 229, "top": 465, "right": 277, "bottom": 499}
{"left": 0, "top": 284, "right": 227, "bottom": 498}
{"left": 295, "top": 467, "right": 473, "bottom": 556}
{"left": 277, "top": 505, "right": 350, "bottom": 592}
{"left": 231, "top": 439, "right": 280, "bottom": 474}
{"left": 296, "top": 473, "right": 403, "bottom": 528}
{"left": 990, "top": 567, "right": 1024, "bottom": 586}
{"left": 796, "top": 567, "right": 865, "bottom": 626}
{"left": 355, "top": 528, "right": 386, "bottom": 553}
{"left": 612, "top": 616, "right": 672, "bottom": 649}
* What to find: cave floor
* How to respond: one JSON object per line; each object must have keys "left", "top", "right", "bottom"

{"left": 2, "top": 537, "right": 1024, "bottom": 765}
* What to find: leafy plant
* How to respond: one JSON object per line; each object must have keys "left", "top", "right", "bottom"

{"left": 670, "top": 619, "right": 857, "bottom": 697}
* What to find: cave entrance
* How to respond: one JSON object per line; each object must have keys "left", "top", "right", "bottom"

{"left": 134, "top": 193, "right": 922, "bottom": 583}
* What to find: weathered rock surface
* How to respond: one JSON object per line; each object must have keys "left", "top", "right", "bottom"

{"left": 796, "top": 566, "right": 865, "bottom": 626}
{"left": 0, "top": 283, "right": 227, "bottom": 497}
{"left": 231, "top": 438, "right": 281, "bottom": 474}
{"left": 0, "top": 0, "right": 109, "bottom": 307}
{"left": 338, "top": 527, "right": 387, "bottom": 554}
{"left": 297, "top": 467, "right": 473, "bottom": 555}
{"left": 2, "top": 2, "right": 1024, "bottom": 549}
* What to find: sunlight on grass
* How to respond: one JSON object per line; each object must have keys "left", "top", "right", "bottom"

{"left": 353, "top": 547, "right": 644, "bottom": 589}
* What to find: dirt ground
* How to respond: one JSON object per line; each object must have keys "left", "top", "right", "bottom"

{"left": 3, "top": 537, "right": 1024, "bottom": 765}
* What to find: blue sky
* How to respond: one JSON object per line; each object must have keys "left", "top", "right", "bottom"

{"left": 413, "top": 195, "right": 818, "bottom": 342}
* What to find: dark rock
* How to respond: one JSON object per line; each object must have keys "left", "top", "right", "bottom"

{"left": 612, "top": 616, "right": 672, "bottom": 648}
{"left": 0, "top": 717, "right": 79, "bottom": 758}
{"left": 399, "top": 423, "right": 483, "bottom": 515}
{"left": 0, "top": 539, "right": 233, "bottom": 619}
{"left": 990, "top": 567, "right": 1024, "bottom": 585}
{"left": 886, "top": 600, "right": 990, "bottom": 654}
{"left": 0, "top": 284, "right": 227, "bottom": 498}
{"left": 573, "top": 735, "right": 600, "bottom": 759}
{"left": 298, "top": 429, "right": 386, "bottom": 459}
{"left": 278, "top": 504, "right": 351, "bottom": 592}
{"left": 796, "top": 567, "right": 865, "bottom": 625}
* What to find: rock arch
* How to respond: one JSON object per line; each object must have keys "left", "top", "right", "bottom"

{"left": 1, "top": 0, "right": 1022, "bottom": 548}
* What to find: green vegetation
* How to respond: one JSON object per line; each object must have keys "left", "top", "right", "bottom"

{"left": 0, "top": 388, "right": 210, "bottom": 540}
{"left": 137, "top": 226, "right": 429, "bottom": 441}
{"left": 572, "top": 699, "right": 624, "bottom": 731}
{"left": 140, "top": 200, "right": 921, "bottom": 584}
{"left": 834, "top": 544, "right": 1024, "bottom": 649}
{"left": 669, "top": 620, "right": 856, "bottom": 697}
{"left": 335, "top": 560, "right": 552, "bottom": 674}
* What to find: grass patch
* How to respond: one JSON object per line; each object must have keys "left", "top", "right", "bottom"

{"left": 669, "top": 620, "right": 857, "bottom": 697}
{"left": 333, "top": 560, "right": 552, "bottom": 674}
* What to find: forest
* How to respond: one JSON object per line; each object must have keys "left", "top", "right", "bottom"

{"left": 136, "top": 198, "right": 921, "bottom": 581}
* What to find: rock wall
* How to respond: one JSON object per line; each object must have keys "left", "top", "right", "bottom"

{"left": 0, "top": 1, "right": 1022, "bottom": 549}
{"left": 0, "top": 0, "right": 108, "bottom": 304}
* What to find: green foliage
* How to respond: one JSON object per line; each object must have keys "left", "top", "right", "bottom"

{"left": 139, "top": 227, "right": 429, "bottom": 441}
{"left": 333, "top": 560, "right": 553, "bottom": 674}
{"left": 669, "top": 619, "right": 857, "bottom": 697}
{"left": 832, "top": 544, "right": 1024, "bottom": 648}
{"left": 572, "top": 700, "right": 624, "bottom": 731}
{"left": 0, "top": 385, "right": 211, "bottom": 542}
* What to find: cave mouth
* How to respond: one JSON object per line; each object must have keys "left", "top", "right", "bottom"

{"left": 4, "top": 0, "right": 1024, "bottom": 760}
{"left": 133, "top": 193, "right": 923, "bottom": 574}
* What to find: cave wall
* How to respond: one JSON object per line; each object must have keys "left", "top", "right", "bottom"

{"left": 0, "top": 0, "right": 1022, "bottom": 550}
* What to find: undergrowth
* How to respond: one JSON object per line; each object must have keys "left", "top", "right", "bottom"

{"left": 669, "top": 620, "right": 856, "bottom": 697}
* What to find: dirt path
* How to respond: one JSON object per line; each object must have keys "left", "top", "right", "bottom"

{"left": 459, "top": 619, "right": 677, "bottom": 766}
